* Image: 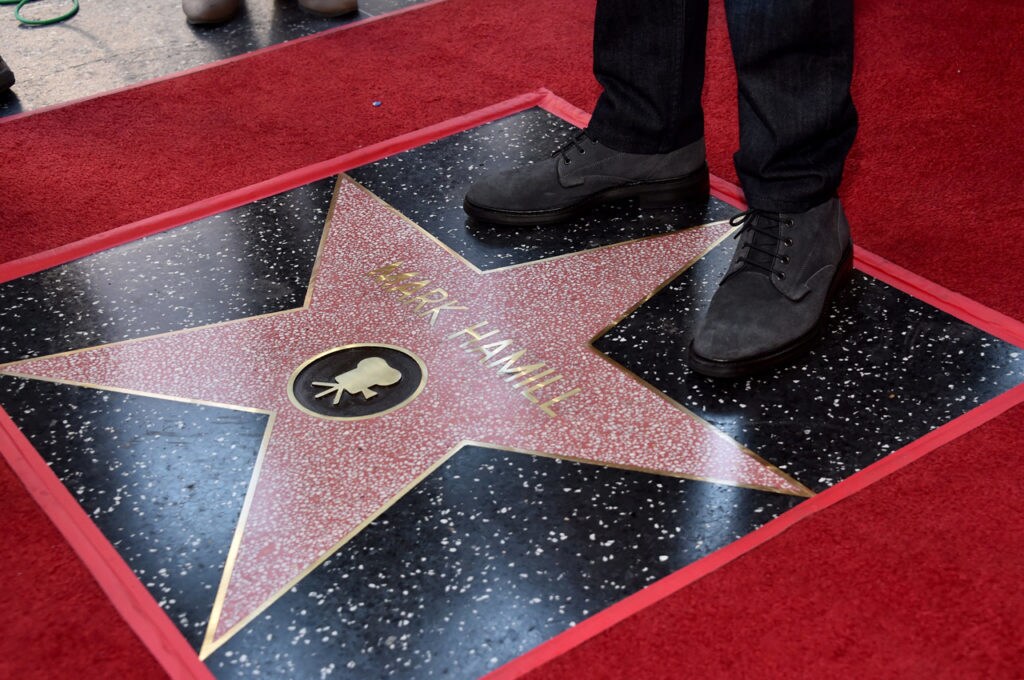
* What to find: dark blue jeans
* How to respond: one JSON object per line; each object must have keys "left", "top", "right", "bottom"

{"left": 587, "top": 0, "right": 857, "bottom": 213}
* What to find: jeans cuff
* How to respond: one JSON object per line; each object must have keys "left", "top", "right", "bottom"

{"left": 585, "top": 119, "right": 704, "bottom": 156}
{"left": 742, "top": 191, "right": 837, "bottom": 214}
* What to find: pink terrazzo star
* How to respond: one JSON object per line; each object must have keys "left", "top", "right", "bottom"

{"left": 1, "top": 177, "right": 808, "bottom": 655}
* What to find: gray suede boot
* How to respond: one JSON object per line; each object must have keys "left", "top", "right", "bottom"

{"left": 463, "top": 130, "right": 709, "bottom": 226}
{"left": 688, "top": 197, "right": 854, "bottom": 378}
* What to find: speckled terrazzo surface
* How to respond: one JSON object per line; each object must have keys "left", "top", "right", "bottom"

{"left": 0, "top": 375, "right": 266, "bottom": 651}
{"left": 3, "top": 103, "right": 1024, "bottom": 677}
{"left": 6, "top": 176, "right": 795, "bottom": 647}
{"left": 346, "top": 107, "right": 735, "bottom": 270}
{"left": 207, "top": 444, "right": 802, "bottom": 679}
{"left": 593, "top": 242, "right": 1024, "bottom": 492}
{"left": 0, "top": 176, "right": 334, "bottom": 363}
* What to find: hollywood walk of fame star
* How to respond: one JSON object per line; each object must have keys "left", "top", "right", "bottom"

{"left": 0, "top": 176, "right": 810, "bottom": 657}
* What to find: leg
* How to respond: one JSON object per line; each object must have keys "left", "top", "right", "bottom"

{"left": 589, "top": 0, "right": 710, "bottom": 154}
{"left": 726, "top": 0, "right": 857, "bottom": 212}
{"left": 689, "top": 0, "right": 857, "bottom": 377}
{"left": 463, "top": 0, "right": 710, "bottom": 226}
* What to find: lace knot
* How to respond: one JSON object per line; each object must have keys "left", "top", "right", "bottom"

{"left": 729, "top": 209, "right": 792, "bottom": 279}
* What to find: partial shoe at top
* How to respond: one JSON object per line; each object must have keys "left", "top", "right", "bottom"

{"left": 688, "top": 197, "right": 854, "bottom": 378}
{"left": 183, "top": 0, "right": 356, "bottom": 24}
{"left": 0, "top": 55, "right": 14, "bottom": 92}
{"left": 182, "top": 0, "right": 240, "bottom": 24}
{"left": 463, "top": 131, "right": 709, "bottom": 227}
{"left": 298, "top": 0, "right": 358, "bottom": 16}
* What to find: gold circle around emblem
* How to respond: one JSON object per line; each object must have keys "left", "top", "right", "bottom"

{"left": 287, "top": 343, "right": 428, "bottom": 421}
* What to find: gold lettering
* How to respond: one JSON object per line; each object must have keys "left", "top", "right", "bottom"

{"left": 514, "top": 367, "right": 558, "bottom": 388}
{"left": 418, "top": 301, "right": 467, "bottom": 326}
{"left": 520, "top": 373, "right": 564, "bottom": 397}
{"left": 379, "top": 271, "right": 421, "bottom": 287}
{"left": 535, "top": 388, "right": 582, "bottom": 417}
{"left": 390, "top": 279, "right": 430, "bottom": 296}
{"left": 367, "top": 262, "right": 583, "bottom": 418}
{"left": 368, "top": 263, "right": 428, "bottom": 293}
{"left": 367, "top": 262, "right": 403, "bottom": 282}
{"left": 474, "top": 339, "right": 514, "bottom": 363}
{"left": 447, "top": 321, "right": 498, "bottom": 344}
{"left": 407, "top": 288, "right": 449, "bottom": 313}
{"left": 490, "top": 350, "right": 547, "bottom": 383}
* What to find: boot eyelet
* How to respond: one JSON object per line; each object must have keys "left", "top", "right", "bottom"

{"left": 785, "top": 219, "right": 794, "bottom": 227}
{"left": 784, "top": 238, "right": 794, "bottom": 246}
{"left": 578, "top": 148, "right": 586, "bottom": 155}
{"left": 781, "top": 256, "right": 790, "bottom": 264}
{"left": 776, "top": 272, "right": 786, "bottom": 280}
{"left": 563, "top": 158, "right": 571, "bottom": 165}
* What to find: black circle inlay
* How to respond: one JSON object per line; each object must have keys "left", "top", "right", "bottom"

{"left": 289, "top": 345, "right": 426, "bottom": 420}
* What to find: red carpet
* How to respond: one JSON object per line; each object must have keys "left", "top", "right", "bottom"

{"left": 2, "top": 0, "right": 1023, "bottom": 677}
{"left": 0, "top": 456, "right": 168, "bottom": 679}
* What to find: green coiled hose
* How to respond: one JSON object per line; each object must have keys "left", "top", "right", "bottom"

{"left": 0, "top": 0, "right": 79, "bottom": 26}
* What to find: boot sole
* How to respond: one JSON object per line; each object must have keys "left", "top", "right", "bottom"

{"left": 687, "top": 243, "right": 855, "bottom": 379}
{"left": 463, "top": 163, "right": 710, "bottom": 227}
{"left": 298, "top": 0, "right": 358, "bottom": 17}
{"left": 186, "top": 13, "right": 237, "bottom": 24}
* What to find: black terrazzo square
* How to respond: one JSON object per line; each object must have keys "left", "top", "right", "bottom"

{"left": 0, "top": 176, "right": 336, "bottom": 363}
{"left": 0, "top": 375, "right": 267, "bottom": 651}
{"left": 207, "top": 444, "right": 802, "bottom": 679}
{"left": 346, "top": 107, "right": 736, "bottom": 270}
{"left": 593, "top": 240, "right": 1024, "bottom": 492}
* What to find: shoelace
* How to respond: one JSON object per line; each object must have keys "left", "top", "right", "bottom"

{"left": 551, "top": 130, "right": 593, "bottom": 165}
{"left": 730, "top": 209, "right": 794, "bottom": 280}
